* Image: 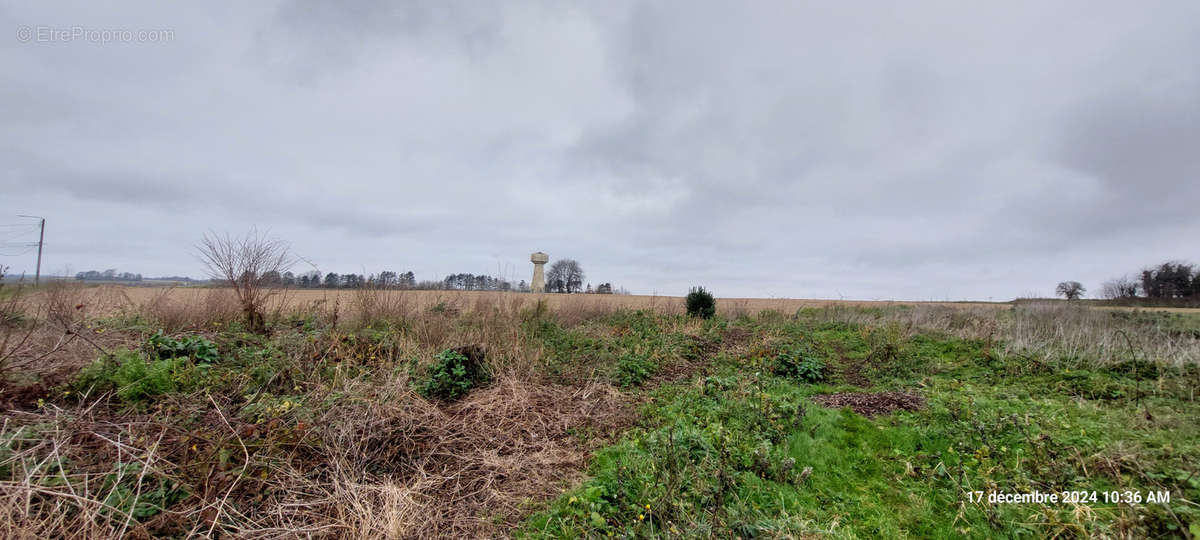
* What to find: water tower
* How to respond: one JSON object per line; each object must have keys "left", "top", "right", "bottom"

{"left": 530, "top": 252, "right": 548, "bottom": 292}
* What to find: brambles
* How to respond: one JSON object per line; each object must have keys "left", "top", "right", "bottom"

{"left": 772, "top": 343, "right": 826, "bottom": 382}
{"left": 685, "top": 287, "right": 716, "bottom": 319}
{"left": 416, "top": 346, "right": 490, "bottom": 401}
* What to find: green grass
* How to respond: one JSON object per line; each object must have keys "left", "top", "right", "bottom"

{"left": 520, "top": 314, "right": 1200, "bottom": 538}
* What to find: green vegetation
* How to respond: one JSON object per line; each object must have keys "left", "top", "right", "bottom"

{"left": 416, "top": 347, "right": 490, "bottom": 401}
{"left": 614, "top": 352, "right": 656, "bottom": 388}
{"left": 73, "top": 349, "right": 201, "bottom": 404}
{"left": 771, "top": 342, "right": 826, "bottom": 382}
{"left": 522, "top": 314, "right": 1200, "bottom": 539}
{"left": 98, "top": 462, "right": 189, "bottom": 521}
{"left": 146, "top": 329, "right": 219, "bottom": 365}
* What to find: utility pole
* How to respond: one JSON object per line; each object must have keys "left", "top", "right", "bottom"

{"left": 17, "top": 215, "right": 44, "bottom": 285}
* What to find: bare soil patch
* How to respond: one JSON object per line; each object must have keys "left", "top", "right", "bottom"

{"left": 720, "top": 327, "right": 753, "bottom": 349}
{"left": 812, "top": 391, "right": 925, "bottom": 417}
{"left": 830, "top": 343, "right": 871, "bottom": 388}
{"left": 838, "top": 357, "right": 872, "bottom": 388}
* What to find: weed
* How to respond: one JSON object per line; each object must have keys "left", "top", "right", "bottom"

{"left": 614, "top": 352, "right": 656, "bottom": 388}
{"left": 73, "top": 349, "right": 199, "bottom": 403}
{"left": 416, "top": 347, "right": 489, "bottom": 401}
{"left": 98, "top": 462, "right": 189, "bottom": 521}
{"left": 146, "top": 329, "right": 219, "bottom": 366}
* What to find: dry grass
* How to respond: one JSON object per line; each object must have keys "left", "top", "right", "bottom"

{"left": 268, "top": 376, "right": 633, "bottom": 538}
{"left": 139, "top": 288, "right": 241, "bottom": 333}
{"left": 0, "top": 375, "right": 633, "bottom": 538}
{"left": 1002, "top": 303, "right": 1200, "bottom": 368}
{"left": 2, "top": 283, "right": 138, "bottom": 386}
{"left": 805, "top": 301, "right": 1200, "bottom": 367}
{"left": 103, "top": 286, "right": 1013, "bottom": 318}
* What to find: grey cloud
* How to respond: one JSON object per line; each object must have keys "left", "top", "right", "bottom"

{"left": 1055, "top": 89, "right": 1200, "bottom": 212}
{"left": 12, "top": 162, "right": 421, "bottom": 238}
{"left": 2, "top": 1, "right": 1199, "bottom": 299}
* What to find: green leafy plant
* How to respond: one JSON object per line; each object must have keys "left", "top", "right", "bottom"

{"left": 98, "top": 462, "right": 189, "bottom": 521}
{"left": 417, "top": 347, "right": 489, "bottom": 401}
{"left": 615, "top": 352, "right": 656, "bottom": 388}
{"left": 147, "top": 330, "right": 219, "bottom": 366}
{"left": 685, "top": 287, "right": 716, "bottom": 319}
{"left": 772, "top": 343, "right": 825, "bottom": 383}
{"left": 74, "top": 349, "right": 199, "bottom": 403}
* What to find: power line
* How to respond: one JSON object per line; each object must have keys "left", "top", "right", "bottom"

{"left": 0, "top": 230, "right": 37, "bottom": 243}
{"left": 0, "top": 245, "right": 38, "bottom": 256}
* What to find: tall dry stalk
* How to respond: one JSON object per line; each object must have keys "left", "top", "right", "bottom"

{"left": 350, "top": 284, "right": 416, "bottom": 329}
{"left": 810, "top": 302, "right": 1199, "bottom": 368}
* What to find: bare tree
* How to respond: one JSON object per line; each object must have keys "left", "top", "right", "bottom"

{"left": 1055, "top": 281, "right": 1086, "bottom": 300}
{"left": 1099, "top": 275, "right": 1139, "bottom": 300}
{"left": 197, "top": 230, "right": 295, "bottom": 332}
{"left": 546, "top": 259, "right": 585, "bottom": 293}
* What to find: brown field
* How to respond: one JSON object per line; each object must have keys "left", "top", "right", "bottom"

{"left": 102, "top": 286, "right": 1012, "bottom": 315}
{"left": 74, "top": 286, "right": 1200, "bottom": 319}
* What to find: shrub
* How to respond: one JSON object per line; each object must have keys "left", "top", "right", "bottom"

{"left": 685, "top": 287, "right": 716, "bottom": 319}
{"left": 196, "top": 230, "right": 296, "bottom": 333}
{"left": 146, "top": 330, "right": 219, "bottom": 366}
{"left": 416, "top": 346, "right": 489, "bottom": 401}
{"left": 772, "top": 344, "right": 825, "bottom": 383}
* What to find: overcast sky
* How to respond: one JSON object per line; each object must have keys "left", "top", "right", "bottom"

{"left": 2, "top": 1, "right": 1197, "bottom": 299}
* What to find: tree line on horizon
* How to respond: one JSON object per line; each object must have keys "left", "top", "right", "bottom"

{"left": 74, "top": 269, "right": 197, "bottom": 282}
{"left": 1098, "top": 260, "right": 1200, "bottom": 301}
{"left": 1053, "top": 260, "right": 1200, "bottom": 302}
{"left": 73, "top": 263, "right": 624, "bottom": 294}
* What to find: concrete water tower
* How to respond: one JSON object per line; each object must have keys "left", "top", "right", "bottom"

{"left": 530, "top": 252, "right": 548, "bottom": 292}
